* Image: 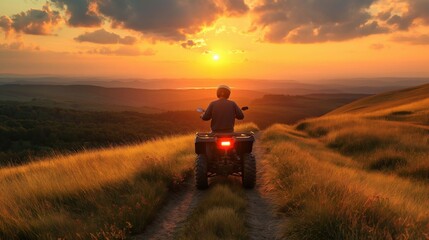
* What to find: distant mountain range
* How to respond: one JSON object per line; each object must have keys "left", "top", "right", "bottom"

{"left": 1, "top": 75, "right": 429, "bottom": 94}
{"left": 0, "top": 84, "right": 263, "bottom": 112}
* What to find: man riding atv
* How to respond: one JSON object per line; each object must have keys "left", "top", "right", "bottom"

{"left": 195, "top": 85, "right": 256, "bottom": 189}
{"left": 200, "top": 85, "right": 244, "bottom": 132}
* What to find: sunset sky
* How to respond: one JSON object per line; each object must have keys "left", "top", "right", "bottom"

{"left": 1, "top": 0, "right": 429, "bottom": 80}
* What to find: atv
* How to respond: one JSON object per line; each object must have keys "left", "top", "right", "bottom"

{"left": 194, "top": 107, "right": 256, "bottom": 189}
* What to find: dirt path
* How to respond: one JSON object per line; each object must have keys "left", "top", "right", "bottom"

{"left": 133, "top": 179, "right": 203, "bottom": 240}
{"left": 245, "top": 141, "right": 283, "bottom": 240}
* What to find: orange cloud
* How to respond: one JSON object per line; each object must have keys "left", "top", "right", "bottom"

{"left": 86, "top": 46, "right": 156, "bottom": 56}
{"left": 0, "top": 3, "right": 61, "bottom": 36}
{"left": 75, "top": 29, "right": 138, "bottom": 45}
{"left": 180, "top": 39, "right": 207, "bottom": 49}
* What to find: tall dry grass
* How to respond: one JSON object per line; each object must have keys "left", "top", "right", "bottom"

{"left": 261, "top": 124, "right": 429, "bottom": 239}
{"left": 0, "top": 135, "right": 195, "bottom": 239}
{"left": 296, "top": 116, "right": 429, "bottom": 180}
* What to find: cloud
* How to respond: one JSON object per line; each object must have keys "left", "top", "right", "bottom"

{"left": 180, "top": 39, "right": 206, "bottom": 49}
{"left": 51, "top": 0, "right": 102, "bottom": 27}
{"left": 87, "top": 46, "right": 156, "bottom": 56}
{"left": 250, "top": 0, "right": 388, "bottom": 43}
{"left": 0, "top": 16, "right": 13, "bottom": 36}
{"left": 50, "top": 0, "right": 248, "bottom": 41}
{"left": 0, "top": 3, "right": 62, "bottom": 36}
{"left": 221, "top": 0, "right": 249, "bottom": 16}
{"left": 75, "top": 29, "right": 137, "bottom": 45}
{"left": 385, "top": 0, "right": 429, "bottom": 30}
{"left": 392, "top": 34, "right": 429, "bottom": 45}
{"left": 0, "top": 41, "right": 40, "bottom": 51}
{"left": 0, "top": 41, "right": 24, "bottom": 50}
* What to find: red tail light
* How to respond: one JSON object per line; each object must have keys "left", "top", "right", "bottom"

{"left": 217, "top": 138, "right": 234, "bottom": 150}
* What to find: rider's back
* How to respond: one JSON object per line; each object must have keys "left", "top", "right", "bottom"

{"left": 202, "top": 98, "right": 244, "bottom": 133}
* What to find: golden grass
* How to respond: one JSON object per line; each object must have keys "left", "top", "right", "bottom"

{"left": 234, "top": 122, "right": 260, "bottom": 132}
{"left": 0, "top": 135, "right": 195, "bottom": 239}
{"left": 177, "top": 179, "right": 247, "bottom": 240}
{"left": 261, "top": 124, "right": 429, "bottom": 239}
{"left": 328, "top": 84, "right": 429, "bottom": 116}
{"left": 296, "top": 115, "right": 429, "bottom": 180}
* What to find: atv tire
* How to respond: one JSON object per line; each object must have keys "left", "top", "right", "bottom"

{"left": 242, "top": 153, "right": 256, "bottom": 189}
{"left": 195, "top": 154, "right": 208, "bottom": 189}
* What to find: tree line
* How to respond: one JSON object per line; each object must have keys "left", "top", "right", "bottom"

{"left": 0, "top": 102, "right": 209, "bottom": 165}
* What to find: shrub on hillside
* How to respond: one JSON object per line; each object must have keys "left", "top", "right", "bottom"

{"left": 369, "top": 156, "right": 407, "bottom": 171}
{"left": 327, "top": 131, "right": 392, "bottom": 155}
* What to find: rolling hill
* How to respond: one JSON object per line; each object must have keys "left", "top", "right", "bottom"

{"left": 247, "top": 93, "right": 368, "bottom": 128}
{"left": 328, "top": 83, "right": 429, "bottom": 116}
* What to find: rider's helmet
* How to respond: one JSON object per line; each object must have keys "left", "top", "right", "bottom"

{"left": 217, "top": 85, "right": 231, "bottom": 99}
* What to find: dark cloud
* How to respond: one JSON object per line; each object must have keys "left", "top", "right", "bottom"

{"left": 180, "top": 39, "right": 206, "bottom": 49}
{"left": 251, "top": 0, "right": 388, "bottom": 43}
{"left": 75, "top": 29, "right": 137, "bottom": 45}
{"left": 50, "top": 0, "right": 248, "bottom": 41}
{"left": 392, "top": 34, "right": 429, "bottom": 45}
{"left": 0, "top": 4, "right": 61, "bottom": 36}
{"left": 386, "top": 0, "right": 429, "bottom": 30}
{"left": 96, "top": 0, "right": 221, "bottom": 41}
{"left": 0, "top": 16, "right": 12, "bottom": 36}
{"left": 51, "top": 0, "right": 102, "bottom": 27}
{"left": 221, "top": 0, "right": 249, "bottom": 16}
{"left": 87, "top": 46, "right": 156, "bottom": 56}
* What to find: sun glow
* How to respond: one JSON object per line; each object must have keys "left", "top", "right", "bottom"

{"left": 213, "top": 54, "right": 220, "bottom": 61}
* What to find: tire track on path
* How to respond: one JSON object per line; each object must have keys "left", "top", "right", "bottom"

{"left": 133, "top": 178, "right": 203, "bottom": 240}
{"left": 246, "top": 140, "right": 283, "bottom": 240}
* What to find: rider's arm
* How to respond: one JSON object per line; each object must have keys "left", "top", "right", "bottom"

{"left": 201, "top": 103, "right": 213, "bottom": 121}
{"left": 234, "top": 102, "right": 244, "bottom": 120}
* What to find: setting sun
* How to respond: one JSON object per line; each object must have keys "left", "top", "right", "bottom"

{"left": 212, "top": 54, "right": 220, "bottom": 61}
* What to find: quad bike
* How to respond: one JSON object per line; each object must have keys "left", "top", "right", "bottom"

{"left": 194, "top": 106, "right": 256, "bottom": 189}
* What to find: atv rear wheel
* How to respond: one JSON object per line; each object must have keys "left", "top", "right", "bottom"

{"left": 195, "top": 154, "right": 208, "bottom": 189}
{"left": 242, "top": 153, "right": 256, "bottom": 189}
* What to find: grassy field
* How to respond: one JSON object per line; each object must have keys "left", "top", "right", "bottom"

{"left": 0, "top": 123, "right": 258, "bottom": 239}
{"left": 259, "top": 84, "right": 429, "bottom": 239}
